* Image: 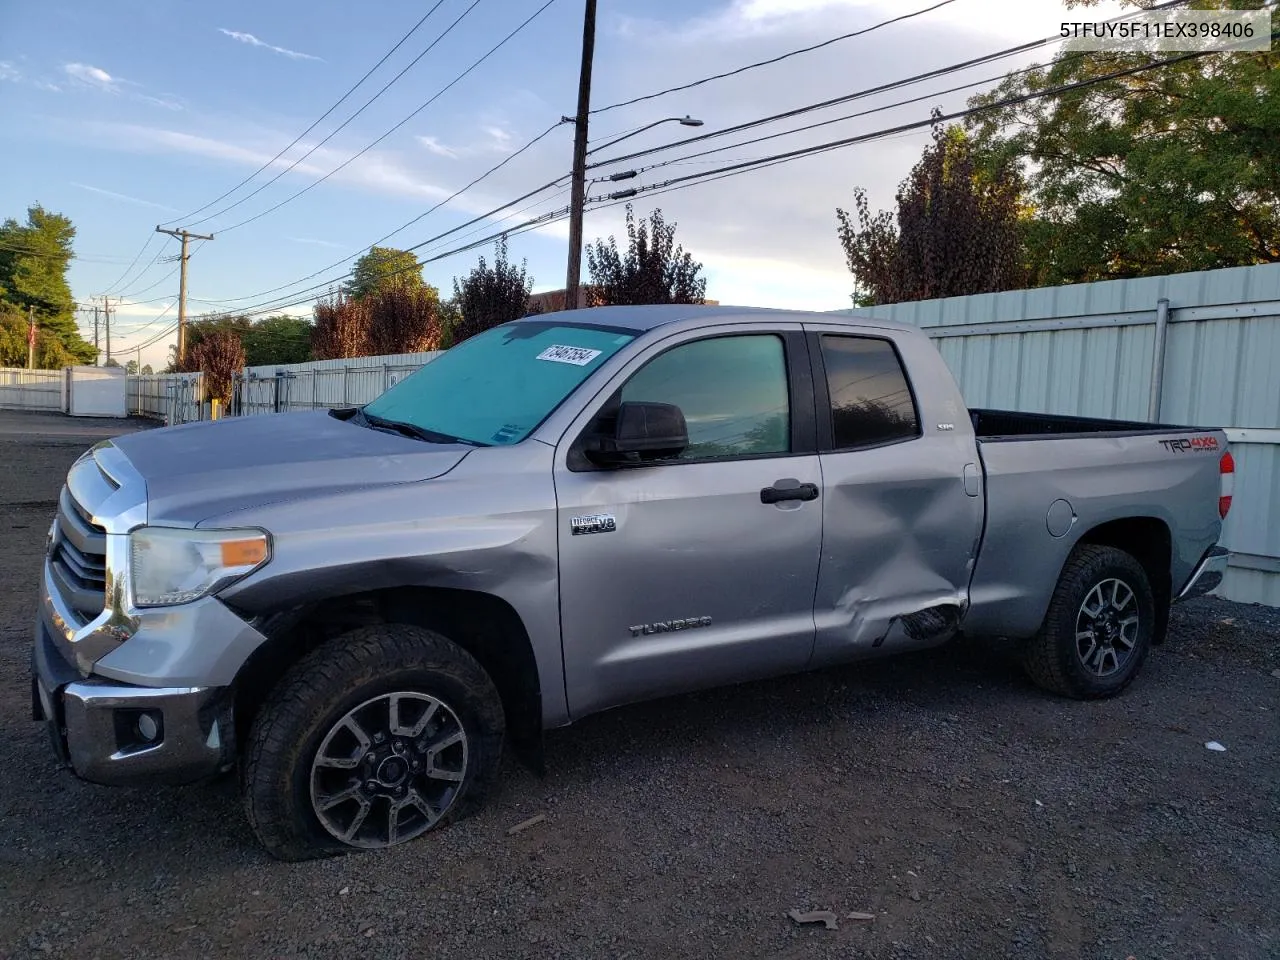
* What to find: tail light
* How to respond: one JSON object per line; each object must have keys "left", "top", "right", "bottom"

{"left": 1219, "top": 450, "right": 1234, "bottom": 518}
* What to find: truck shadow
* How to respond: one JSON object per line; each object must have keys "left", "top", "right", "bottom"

{"left": 7, "top": 636, "right": 1034, "bottom": 867}
{"left": 541, "top": 635, "right": 1033, "bottom": 778}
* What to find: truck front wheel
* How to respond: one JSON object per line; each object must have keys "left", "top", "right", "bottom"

{"left": 1023, "top": 544, "right": 1156, "bottom": 700}
{"left": 241, "top": 624, "right": 505, "bottom": 861}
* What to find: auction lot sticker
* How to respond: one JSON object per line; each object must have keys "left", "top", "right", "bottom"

{"left": 537, "top": 345, "right": 603, "bottom": 366}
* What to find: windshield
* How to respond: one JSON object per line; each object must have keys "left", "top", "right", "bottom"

{"left": 362, "top": 321, "right": 637, "bottom": 446}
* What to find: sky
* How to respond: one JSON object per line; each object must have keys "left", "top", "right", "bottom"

{"left": 0, "top": 0, "right": 1127, "bottom": 370}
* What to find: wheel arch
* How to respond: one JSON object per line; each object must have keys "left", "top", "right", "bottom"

{"left": 1072, "top": 516, "right": 1172, "bottom": 644}
{"left": 231, "top": 586, "right": 545, "bottom": 768}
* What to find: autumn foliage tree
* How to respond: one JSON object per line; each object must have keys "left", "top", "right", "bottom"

{"left": 185, "top": 329, "right": 245, "bottom": 406}
{"left": 312, "top": 292, "right": 371, "bottom": 360}
{"left": 450, "top": 237, "right": 535, "bottom": 344}
{"left": 311, "top": 286, "right": 443, "bottom": 360}
{"left": 837, "top": 118, "right": 1027, "bottom": 305}
{"left": 586, "top": 205, "right": 707, "bottom": 306}
{"left": 366, "top": 284, "right": 445, "bottom": 355}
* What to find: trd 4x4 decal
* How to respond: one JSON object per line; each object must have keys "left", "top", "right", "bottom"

{"left": 1158, "top": 436, "right": 1220, "bottom": 453}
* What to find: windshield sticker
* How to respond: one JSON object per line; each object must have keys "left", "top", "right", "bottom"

{"left": 537, "top": 344, "right": 602, "bottom": 366}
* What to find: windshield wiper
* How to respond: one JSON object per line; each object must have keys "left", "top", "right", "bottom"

{"left": 358, "top": 410, "right": 489, "bottom": 447}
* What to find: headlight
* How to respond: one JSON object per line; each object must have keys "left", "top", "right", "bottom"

{"left": 130, "top": 527, "right": 270, "bottom": 607}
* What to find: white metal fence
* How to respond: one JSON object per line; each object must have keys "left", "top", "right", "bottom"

{"left": 840, "top": 262, "right": 1280, "bottom": 606}
{"left": 127, "top": 373, "right": 206, "bottom": 424}
{"left": 0, "top": 368, "right": 65, "bottom": 412}
{"left": 233, "top": 353, "right": 439, "bottom": 416}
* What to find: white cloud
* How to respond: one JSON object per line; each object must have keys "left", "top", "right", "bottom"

{"left": 418, "top": 136, "right": 460, "bottom": 159}
{"left": 70, "top": 182, "right": 179, "bottom": 212}
{"left": 482, "top": 126, "right": 514, "bottom": 152}
{"left": 134, "top": 93, "right": 185, "bottom": 111}
{"left": 64, "top": 62, "right": 120, "bottom": 91}
{"left": 418, "top": 124, "right": 521, "bottom": 159}
{"left": 85, "top": 122, "right": 457, "bottom": 209}
{"left": 0, "top": 61, "right": 20, "bottom": 83}
{"left": 218, "top": 29, "right": 322, "bottom": 62}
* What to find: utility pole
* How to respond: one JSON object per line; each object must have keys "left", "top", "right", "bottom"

{"left": 102, "top": 296, "right": 112, "bottom": 366}
{"left": 155, "top": 226, "right": 215, "bottom": 364}
{"left": 27, "top": 305, "right": 35, "bottom": 369}
{"left": 92, "top": 304, "right": 100, "bottom": 364}
{"left": 562, "top": 0, "right": 597, "bottom": 311}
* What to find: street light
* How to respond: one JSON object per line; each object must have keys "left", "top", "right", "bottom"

{"left": 565, "top": 108, "right": 707, "bottom": 311}
{"left": 586, "top": 116, "right": 704, "bottom": 157}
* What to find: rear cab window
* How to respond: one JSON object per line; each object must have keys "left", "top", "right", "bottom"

{"left": 819, "top": 335, "right": 921, "bottom": 450}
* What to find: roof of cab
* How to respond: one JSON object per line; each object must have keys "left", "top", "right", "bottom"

{"left": 512, "top": 303, "right": 920, "bottom": 335}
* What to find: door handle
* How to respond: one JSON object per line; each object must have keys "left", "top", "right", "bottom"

{"left": 761, "top": 479, "right": 819, "bottom": 504}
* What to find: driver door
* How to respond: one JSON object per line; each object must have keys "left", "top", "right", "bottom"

{"left": 553, "top": 324, "right": 823, "bottom": 718}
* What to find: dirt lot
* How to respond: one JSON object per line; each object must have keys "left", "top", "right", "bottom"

{"left": 1, "top": 409, "right": 1277, "bottom": 960}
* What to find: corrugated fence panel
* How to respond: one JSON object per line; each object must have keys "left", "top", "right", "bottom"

{"left": 232, "top": 352, "right": 442, "bottom": 416}
{"left": 1222, "top": 442, "right": 1280, "bottom": 563}
{"left": 838, "top": 262, "right": 1280, "bottom": 605}
{"left": 0, "top": 368, "right": 64, "bottom": 411}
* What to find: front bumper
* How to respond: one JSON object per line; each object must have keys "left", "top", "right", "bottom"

{"left": 1176, "top": 545, "right": 1230, "bottom": 602}
{"left": 32, "top": 618, "right": 232, "bottom": 786}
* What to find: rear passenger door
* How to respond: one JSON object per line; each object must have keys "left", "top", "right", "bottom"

{"left": 803, "top": 327, "right": 985, "bottom": 666}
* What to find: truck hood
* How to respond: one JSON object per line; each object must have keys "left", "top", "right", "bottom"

{"left": 108, "top": 411, "right": 472, "bottom": 525}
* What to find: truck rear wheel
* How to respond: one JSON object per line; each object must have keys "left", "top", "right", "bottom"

{"left": 1022, "top": 544, "right": 1155, "bottom": 700}
{"left": 241, "top": 624, "right": 505, "bottom": 861}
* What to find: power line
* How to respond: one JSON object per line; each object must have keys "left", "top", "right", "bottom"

{"left": 187, "top": 0, "right": 473, "bottom": 230}
{"left": 201, "top": 119, "right": 569, "bottom": 308}
{"left": 601, "top": 47, "right": 1236, "bottom": 208}
{"left": 586, "top": 0, "right": 1193, "bottom": 172}
{"left": 234, "top": 203, "right": 570, "bottom": 320}
{"left": 98, "top": 234, "right": 160, "bottom": 294}
{"left": 209, "top": 0, "right": 560, "bottom": 235}
{"left": 165, "top": 3, "right": 453, "bottom": 227}
{"left": 630, "top": 49, "right": 1097, "bottom": 177}
{"left": 592, "top": 0, "right": 962, "bottom": 115}
{"left": 0, "top": 241, "right": 135, "bottom": 264}
{"left": 112, "top": 301, "right": 175, "bottom": 341}
{"left": 182, "top": 2, "right": 1212, "bottom": 322}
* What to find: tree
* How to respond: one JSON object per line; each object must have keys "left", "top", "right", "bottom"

{"left": 586, "top": 205, "right": 707, "bottom": 306}
{"left": 345, "top": 246, "right": 427, "bottom": 300}
{"left": 180, "top": 312, "right": 314, "bottom": 367}
{"left": 103, "top": 358, "right": 122, "bottom": 368}
{"left": 966, "top": 0, "right": 1280, "bottom": 284}
{"left": 312, "top": 292, "right": 370, "bottom": 360}
{"left": 0, "top": 205, "right": 96, "bottom": 364}
{"left": 836, "top": 118, "right": 1027, "bottom": 305}
{"left": 141, "top": 363, "right": 153, "bottom": 375}
{"left": 246, "top": 314, "right": 314, "bottom": 365}
{"left": 366, "top": 285, "right": 444, "bottom": 355}
{"left": 125, "top": 359, "right": 138, "bottom": 375}
{"left": 450, "top": 237, "right": 535, "bottom": 344}
{"left": 187, "top": 329, "right": 245, "bottom": 406}
{"left": 0, "top": 301, "right": 27, "bottom": 366}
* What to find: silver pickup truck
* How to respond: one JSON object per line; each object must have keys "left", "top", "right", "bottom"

{"left": 32, "top": 305, "right": 1233, "bottom": 859}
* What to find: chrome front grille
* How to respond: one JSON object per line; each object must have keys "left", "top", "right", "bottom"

{"left": 49, "top": 486, "right": 108, "bottom": 620}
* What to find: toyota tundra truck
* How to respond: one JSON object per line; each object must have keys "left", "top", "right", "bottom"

{"left": 31, "top": 305, "right": 1233, "bottom": 860}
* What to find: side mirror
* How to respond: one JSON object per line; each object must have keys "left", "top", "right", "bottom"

{"left": 584, "top": 401, "right": 689, "bottom": 467}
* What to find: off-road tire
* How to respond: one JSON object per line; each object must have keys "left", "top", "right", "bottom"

{"left": 242, "top": 624, "right": 504, "bottom": 861}
{"left": 1023, "top": 544, "right": 1155, "bottom": 700}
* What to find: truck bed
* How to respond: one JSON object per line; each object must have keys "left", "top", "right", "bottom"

{"left": 970, "top": 408, "right": 1193, "bottom": 441}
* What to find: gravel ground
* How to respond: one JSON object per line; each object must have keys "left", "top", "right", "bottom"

{"left": 1, "top": 409, "right": 1277, "bottom": 960}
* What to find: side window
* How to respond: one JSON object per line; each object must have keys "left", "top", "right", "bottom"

{"left": 820, "top": 335, "right": 920, "bottom": 449}
{"left": 620, "top": 335, "right": 790, "bottom": 461}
